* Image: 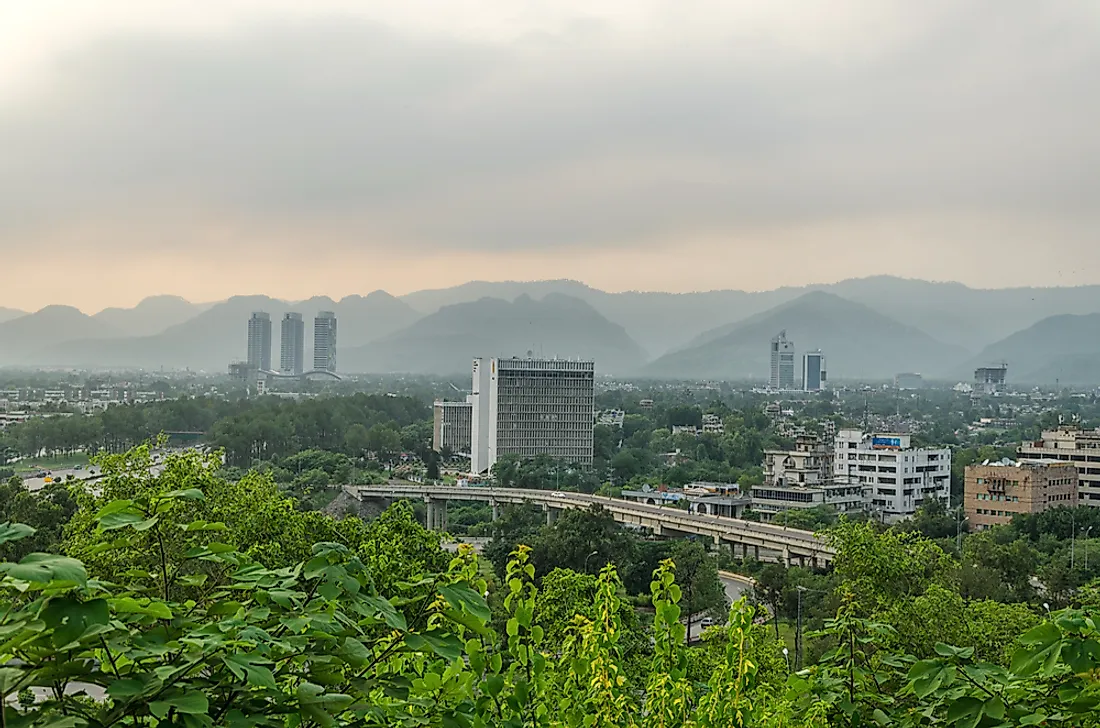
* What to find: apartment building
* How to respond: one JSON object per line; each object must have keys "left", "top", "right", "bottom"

{"left": 834, "top": 429, "right": 951, "bottom": 523}
{"left": 965, "top": 460, "right": 1077, "bottom": 530}
{"left": 753, "top": 434, "right": 863, "bottom": 519}
{"left": 1018, "top": 427, "right": 1100, "bottom": 506}
{"left": 470, "top": 356, "right": 595, "bottom": 474}
{"left": 246, "top": 312, "right": 272, "bottom": 371}
{"left": 280, "top": 312, "right": 305, "bottom": 375}
{"left": 313, "top": 311, "right": 338, "bottom": 373}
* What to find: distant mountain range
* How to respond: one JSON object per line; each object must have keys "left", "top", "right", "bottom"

{"left": 0, "top": 307, "right": 26, "bottom": 325}
{"left": 3, "top": 277, "right": 1100, "bottom": 383}
{"left": 644, "top": 292, "right": 967, "bottom": 381}
{"left": 6, "top": 293, "right": 420, "bottom": 371}
{"left": 0, "top": 306, "right": 121, "bottom": 355}
{"left": 342, "top": 294, "right": 646, "bottom": 375}
{"left": 92, "top": 296, "right": 211, "bottom": 337}
{"left": 960, "top": 314, "right": 1100, "bottom": 385}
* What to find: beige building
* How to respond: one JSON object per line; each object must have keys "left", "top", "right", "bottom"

{"left": 1018, "top": 427, "right": 1100, "bottom": 507}
{"left": 965, "top": 460, "right": 1078, "bottom": 530}
{"left": 432, "top": 399, "right": 473, "bottom": 455}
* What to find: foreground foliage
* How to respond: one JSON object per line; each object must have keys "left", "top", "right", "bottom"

{"left": 1, "top": 448, "right": 1099, "bottom": 727}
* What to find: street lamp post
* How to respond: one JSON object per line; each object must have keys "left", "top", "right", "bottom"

{"left": 584, "top": 550, "right": 599, "bottom": 574}
{"left": 956, "top": 511, "right": 968, "bottom": 552}
{"left": 1071, "top": 509, "right": 1077, "bottom": 570}
{"left": 1083, "top": 526, "right": 1094, "bottom": 572}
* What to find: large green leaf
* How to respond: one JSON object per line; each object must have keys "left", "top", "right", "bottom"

{"left": 98, "top": 511, "right": 148, "bottom": 531}
{"left": 41, "top": 597, "right": 110, "bottom": 648}
{"left": 150, "top": 691, "right": 209, "bottom": 717}
{"left": 0, "top": 522, "right": 35, "bottom": 546}
{"left": 111, "top": 597, "right": 173, "bottom": 620}
{"left": 361, "top": 596, "right": 407, "bottom": 631}
{"left": 0, "top": 553, "right": 87, "bottom": 587}
{"left": 438, "top": 583, "right": 491, "bottom": 623}
{"left": 223, "top": 653, "right": 277, "bottom": 690}
{"left": 161, "top": 488, "right": 205, "bottom": 501}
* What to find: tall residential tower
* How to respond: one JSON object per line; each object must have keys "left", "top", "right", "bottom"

{"left": 280, "top": 312, "right": 305, "bottom": 375}
{"left": 769, "top": 330, "right": 796, "bottom": 390}
{"left": 246, "top": 312, "right": 272, "bottom": 371}
{"left": 313, "top": 311, "right": 337, "bottom": 373}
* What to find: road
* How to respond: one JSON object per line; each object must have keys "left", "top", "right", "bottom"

{"left": 22, "top": 462, "right": 168, "bottom": 492}
{"left": 685, "top": 571, "right": 756, "bottom": 642}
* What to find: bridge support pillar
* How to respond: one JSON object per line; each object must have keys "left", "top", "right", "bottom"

{"left": 782, "top": 547, "right": 791, "bottom": 567}
{"left": 490, "top": 499, "right": 500, "bottom": 521}
{"left": 812, "top": 556, "right": 820, "bottom": 570}
{"left": 425, "top": 498, "right": 447, "bottom": 532}
{"left": 798, "top": 555, "right": 806, "bottom": 568}
{"left": 543, "top": 505, "right": 557, "bottom": 526}
{"left": 753, "top": 545, "right": 760, "bottom": 561}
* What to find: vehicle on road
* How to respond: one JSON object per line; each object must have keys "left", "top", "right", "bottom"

{"left": 700, "top": 617, "right": 716, "bottom": 627}
{"left": 550, "top": 491, "right": 565, "bottom": 497}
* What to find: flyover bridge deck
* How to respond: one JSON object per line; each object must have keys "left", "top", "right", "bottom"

{"left": 344, "top": 484, "right": 834, "bottom": 567}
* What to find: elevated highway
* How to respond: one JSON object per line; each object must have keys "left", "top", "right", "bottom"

{"left": 344, "top": 484, "right": 834, "bottom": 568}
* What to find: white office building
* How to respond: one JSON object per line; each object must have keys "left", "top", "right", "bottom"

{"left": 834, "top": 430, "right": 951, "bottom": 523}
{"left": 770, "top": 330, "right": 796, "bottom": 390}
{"left": 802, "top": 350, "right": 826, "bottom": 392}
{"left": 469, "top": 356, "right": 595, "bottom": 475}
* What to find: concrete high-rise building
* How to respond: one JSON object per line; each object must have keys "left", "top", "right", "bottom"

{"left": 753, "top": 434, "right": 862, "bottom": 520}
{"left": 280, "top": 312, "right": 305, "bottom": 375}
{"left": 433, "top": 399, "right": 473, "bottom": 454}
{"left": 246, "top": 312, "right": 272, "bottom": 371}
{"left": 965, "top": 460, "right": 1077, "bottom": 531}
{"left": 469, "top": 356, "right": 595, "bottom": 475}
{"left": 1019, "top": 427, "right": 1100, "bottom": 507}
{"left": 802, "top": 350, "right": 826, "bottom": 392}
{"left": 769, "top": 330, "right": 796, "bottom": 389}
{"left": 834, "top": 430, "right": 951, "bottom": 523}
{"left": 313, "top": 311, "right": 337, "bottom": 373}
{"left": 470, "top": 358, "right": 493, "bottom": 474}
{"left": 974, "top": 364, "right": 1008, "bottom": 394}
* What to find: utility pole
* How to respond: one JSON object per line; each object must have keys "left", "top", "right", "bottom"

{"left": 1083, "top": 526, "right": 1094, "bottom": 572}
{"left": 956, "top": 511, "right": 967, "bottom": 552}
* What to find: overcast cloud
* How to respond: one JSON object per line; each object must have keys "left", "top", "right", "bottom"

{"left": 1, "top": 1, "right": 1099, "bottom": 311}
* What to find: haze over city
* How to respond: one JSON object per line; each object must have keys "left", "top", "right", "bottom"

{"left": 3, "top": 1, "right": 1100, "bottom": 311}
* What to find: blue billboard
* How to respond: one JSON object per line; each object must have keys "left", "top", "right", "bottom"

{"left": 872, "top": 436, "right": 902, "bottom": 449}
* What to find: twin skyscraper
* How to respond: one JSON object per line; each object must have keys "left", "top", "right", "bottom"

{"left": 247, "top": 311, "right": 337, "bottom": 375}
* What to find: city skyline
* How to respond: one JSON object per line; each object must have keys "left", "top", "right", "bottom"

{"left": 3, "top": 2, "right": 1100, "bottom": 311}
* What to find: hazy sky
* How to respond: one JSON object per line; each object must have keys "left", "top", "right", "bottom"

{"left": 2, "top": 1, "right": 1099, "bottom": 312}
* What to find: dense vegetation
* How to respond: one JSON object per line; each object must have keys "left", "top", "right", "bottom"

{"left": 1, "top": 444, "right": 1099, "bottom": 726}
{"left": 0, "top": 394, "right": 428, "bottom": 465}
